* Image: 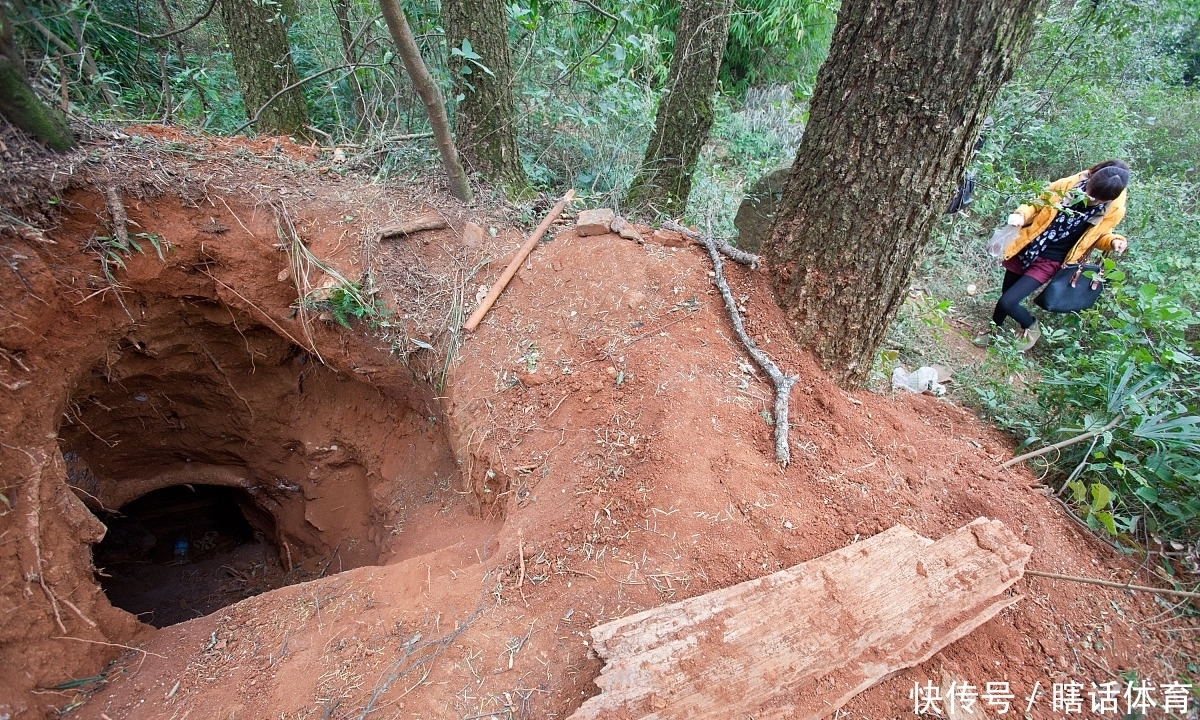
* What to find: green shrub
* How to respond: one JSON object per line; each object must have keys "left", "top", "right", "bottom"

{"left": 910, "top": 0, "right": 1200, "bottom": 548}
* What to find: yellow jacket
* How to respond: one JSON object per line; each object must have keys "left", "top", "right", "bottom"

{"left": 1002, "top": 170, "right": 1127, "bottom": 265}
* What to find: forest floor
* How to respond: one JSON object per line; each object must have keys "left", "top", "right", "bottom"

{"left": 1, "top": 126, "right": 1196, "bottom": 719}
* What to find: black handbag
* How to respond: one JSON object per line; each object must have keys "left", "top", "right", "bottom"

{"left": 1035, "top": 263, "right": 1105, "bottom": 312}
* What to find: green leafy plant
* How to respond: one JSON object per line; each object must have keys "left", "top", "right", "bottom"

{"left": 1065, "top": 479, "right": 1117, "bottom": 535}
{"left": 315, "top": 280, "right": 386, "bottom": 329}
{"left": 722, "top": 0, "right": 838, "bottom": 93}
{"left": 996, "top": 273, "right": 1200, "bottom": 546}
{"left": 451, "top": 38, "right": 494, "bottom": 88}
{"left": 92, "top": 232, "right": 169, "bottom": 282}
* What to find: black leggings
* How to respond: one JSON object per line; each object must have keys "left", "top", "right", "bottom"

{"left": 991, "top": 270, "right": 1042, "bottom": 329}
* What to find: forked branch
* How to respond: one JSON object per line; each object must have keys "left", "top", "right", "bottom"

{"left": 664, "top": 221, "right": 798, "bottom": 466}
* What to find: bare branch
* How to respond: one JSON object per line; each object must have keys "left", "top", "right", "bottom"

{"left": 84, "top": 0, "right": 219, "bottom": 41}
{"left": 550, "top": 0, "right": 619, "bottom": 87}
{"left": 664, "top": 220, "right": 798, "bottom": 466}
{"left": 230, "top": 62, "right": 385, "bottom": 136}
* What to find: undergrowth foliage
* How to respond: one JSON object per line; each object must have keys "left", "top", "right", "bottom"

{"left": 900, "top": 0, "right": 1200, "bottom": 554}
{"left": 1014, "top": 266, "right": 1200, "bottom": 545}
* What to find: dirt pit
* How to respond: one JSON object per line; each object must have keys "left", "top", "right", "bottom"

{"left": 53, "top": 286, "right": 482, "bottom": 627}
{"left": 1, "top": 129, "right": 1195, "bottom": 719}
{"left": 0, "top": 137, "right": 510, "bottom": 716}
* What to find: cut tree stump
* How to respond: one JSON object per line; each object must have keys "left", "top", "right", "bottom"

{"left": 571, "top": 518, "right": 1031, "bottom": 720}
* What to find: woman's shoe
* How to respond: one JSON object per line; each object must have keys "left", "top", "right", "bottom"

{"left": 1018, "top": 321, "right": 1041, "bottom": 352}
{"left": 971, "top": 330, "right": 995, "bottom": 348}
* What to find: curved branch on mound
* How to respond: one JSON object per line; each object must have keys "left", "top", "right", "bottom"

{"left": 663, "top": 221, "right": 761, "bottom": 269}
{"left": 663, "top": 221, "right": 798, "bottom": 466}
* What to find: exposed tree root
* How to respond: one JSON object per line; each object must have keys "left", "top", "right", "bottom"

{"left": 102, "top": 185, "right": 130, "bottom": 248}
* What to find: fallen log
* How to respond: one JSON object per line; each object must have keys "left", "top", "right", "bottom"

{"left": 376, "top": 213, "right": 448, "bottom": 240}
{"left": 571, "top": 517, "right": 1031, "bottom": 720}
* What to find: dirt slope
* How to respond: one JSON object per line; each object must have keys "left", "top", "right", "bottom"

{"left": 0, "top": 128, "right": 1194, "bottom": 719}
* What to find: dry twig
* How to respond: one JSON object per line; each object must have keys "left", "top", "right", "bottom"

{"left": 663, "top": 221, "right": 762, "bottom": 269}
{"left": 517, "top": 529, "right": 529, "bottom": 607}
{"left": 1001, "top": 416, "right": 1122, "bottom": 469}
{"left": 1025, "top": 569, "right": 1200, "bottom": 601}
{"left": 358, "top": 608, "right": 480, "bottom": 719}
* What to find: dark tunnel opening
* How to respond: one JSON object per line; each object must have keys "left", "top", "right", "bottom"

{"left": 94, "top": 484, "right": 286, "bottom": 628}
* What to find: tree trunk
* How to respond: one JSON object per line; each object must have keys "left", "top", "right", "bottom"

{"left": 442, "top": 0, "right": 528, "bottom": 195}
{"left": 378, "top": 0, "right": 474, "bottom": 203}
{"left": 0, "top": 16, "right": 74, "bottom": 151}
{"left": 764, "top": 0, "right": 1041, "bottom": 386}
{"left": 217, "top": 0, "right": 309, "bottom": 136}
{"left": 330, "top": 0, "right": 368, "bottom": 131}
{"left": 625, "top": 0, "right": 731, "bottom": 217}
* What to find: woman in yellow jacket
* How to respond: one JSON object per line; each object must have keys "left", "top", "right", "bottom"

{"left": 985, "top": 159, "right": 1130, "bottom": 350}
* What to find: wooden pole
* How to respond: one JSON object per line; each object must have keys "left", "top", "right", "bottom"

{"left": 463, "top": 189, "right": 574, "bottom": 332}
{"left": 1025, "top": 569, "right": 1200, "bottom": 600}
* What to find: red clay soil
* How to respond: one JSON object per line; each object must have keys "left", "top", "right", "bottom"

{"left": 0, "top": 128, "right": 1195, "bottom": 719}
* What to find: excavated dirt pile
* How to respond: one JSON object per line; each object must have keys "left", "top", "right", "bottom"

{"left": 0, "top": 128, "right": 1195, "bottom": 719}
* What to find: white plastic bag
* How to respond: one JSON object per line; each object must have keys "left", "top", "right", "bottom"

{"left": 892, "top": 366, "right": 946, "bottom": 396}
{"left": 986, "top": 225, "right": 1019, "bottom": 259}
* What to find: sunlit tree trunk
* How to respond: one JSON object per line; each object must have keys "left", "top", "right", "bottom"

{"left": 625, "top": 0, "right": 731, "bottom": 217}
{"left": 217, "top": 0, "right": 309, "bottom": 136}
{"left": 378, "top": 0, "right": 474, "bottom": 203}
{"left": 765, "top": 0, "right": 1041, "bottom": 386}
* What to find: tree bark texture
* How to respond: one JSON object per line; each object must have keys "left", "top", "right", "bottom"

{"left": 0, "top": 21, "right": 74, "bottom": 151}
{"left": 625, "top": 0, "right": 731, "bottom": 217}
{"left": 217, "top": 0, "right": 309, "bottom": 136}
{"left": 442, "top": 0, "right": 528, "bottom": 194}
{"left": 571, "top": 519, "right": 1031, "bottom": 719}
{"left": 765, "top": 0, "right": 1041, "bottom": 386}
{"left": 378, "top": 0, "right": 474, "bottom": 203}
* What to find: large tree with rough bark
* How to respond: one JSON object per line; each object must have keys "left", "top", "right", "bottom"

{"left": 442, "top": 0, "right": 528, "bottom": 194}
{"left": 217, "top": 0, "right": 309, "bottom": 136}
{"left": 0, "top": 9, "right": 73, "bottom": 150}
{"left": 625, "top": 0, "right": 731, "bottom": 217}
{"left": 765, "top": 0, "right": 1042, "bottom": 386}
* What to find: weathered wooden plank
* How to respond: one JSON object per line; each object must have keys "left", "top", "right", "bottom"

{"left": 571, "top": 518, "right": 1031, "bottom": 720}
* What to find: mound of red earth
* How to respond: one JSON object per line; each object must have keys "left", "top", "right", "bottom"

{"left": 0, "top": 128, "right": 1193, "bottom": 719}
